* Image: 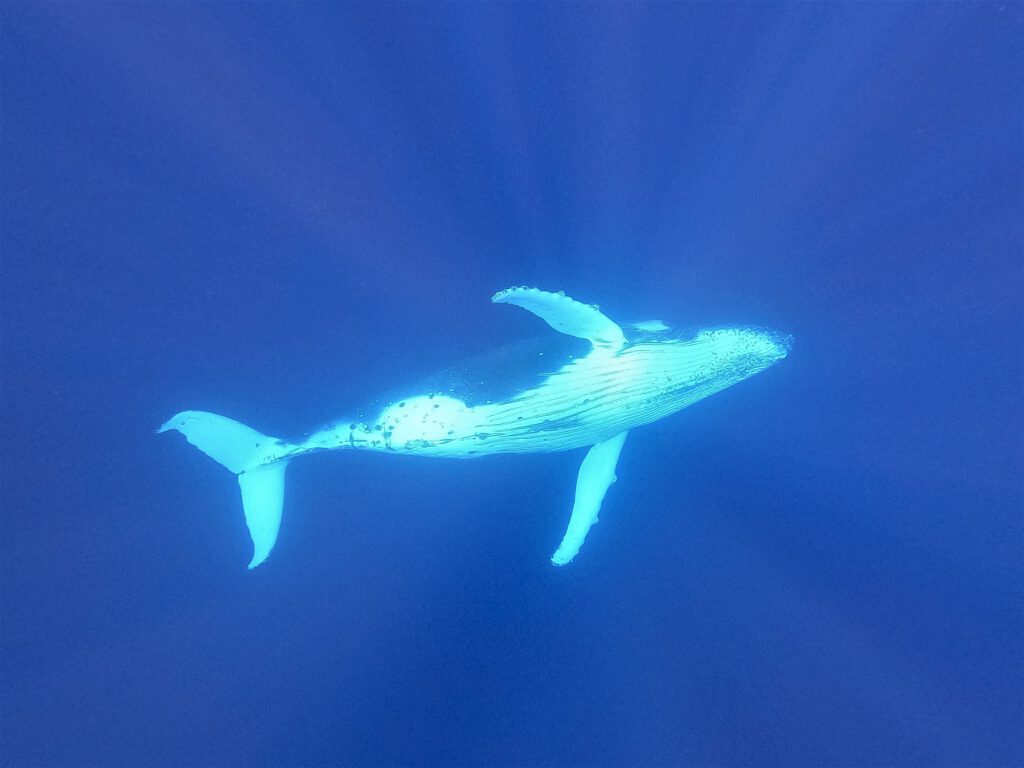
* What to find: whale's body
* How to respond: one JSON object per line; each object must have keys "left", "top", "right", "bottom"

{"left": 161, "top": 287, "right": 790, "bottom": 568}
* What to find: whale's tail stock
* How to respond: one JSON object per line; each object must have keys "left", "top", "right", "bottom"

{"left": 158, "top": 410, "right": 294, "bottom": 568}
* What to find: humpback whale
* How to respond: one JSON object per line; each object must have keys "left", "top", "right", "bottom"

{"left": 160, "top": 287, "right": 790, "bottom": 569}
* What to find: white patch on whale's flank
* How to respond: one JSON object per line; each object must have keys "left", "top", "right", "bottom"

{"left": 379, "top": 394, "right": 478, "bottom": 449}
{"left": 160, "top": 286, "right": 790, "bottom": 569}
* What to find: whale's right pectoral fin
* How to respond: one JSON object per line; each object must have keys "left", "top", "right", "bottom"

{"left": 551, "top": 430, "right": 629, "bottom": 566}
{"left": 492, "top": 286, "right": 625, "bottom": 350}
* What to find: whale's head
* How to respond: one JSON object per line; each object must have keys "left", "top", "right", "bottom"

{"left": 685, "top": 326, "right": 790, "bottom": 368}
{"left": 733, "top": 326, "right": 792, "bottom": 363}
{"left": 644, "top": 326, "right": 791, "bottom": 407}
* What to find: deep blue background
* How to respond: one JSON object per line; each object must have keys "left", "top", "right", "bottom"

{"left": 2, "top": 3, "right": 1021, "bottom": 766}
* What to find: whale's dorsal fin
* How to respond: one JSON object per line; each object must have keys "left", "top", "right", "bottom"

{"left": 492, "top": 286, "right": 625, "bottom": 350}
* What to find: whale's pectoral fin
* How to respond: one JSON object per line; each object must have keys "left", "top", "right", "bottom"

{"left": 492, "top": 286, "right": 625, "bottom": 350}
{"left": 551, "top": 430, "right": 629, "bottom": 566}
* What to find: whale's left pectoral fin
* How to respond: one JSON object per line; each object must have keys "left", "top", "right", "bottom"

{"left": 552, "top": 430, "right": 629, "bottom": 566}
{"left": 492, "top": 286, "right": 625, "bottom": 350}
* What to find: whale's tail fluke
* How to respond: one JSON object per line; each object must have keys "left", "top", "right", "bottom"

{"left": 158, "top": 410, "right": 294, "bottom": 569}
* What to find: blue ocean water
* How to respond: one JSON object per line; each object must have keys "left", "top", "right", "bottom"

{"left": 2, "top": 3, "right": 1021, "bottom": 766}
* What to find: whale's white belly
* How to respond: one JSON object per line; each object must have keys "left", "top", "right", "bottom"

{"left": 312, "top": 328, "right": 787, "bottom": 459}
